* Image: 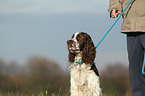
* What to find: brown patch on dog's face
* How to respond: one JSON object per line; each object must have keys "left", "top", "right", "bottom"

{"left": 67, "top": 32, "right": 80, "bottom": 54}
{"left": 67, "top": 40, "right": 73, "bottom": 48}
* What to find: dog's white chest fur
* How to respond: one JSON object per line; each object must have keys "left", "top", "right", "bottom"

{"left": 69, "top": 63, "right": 101, "bottom": 96}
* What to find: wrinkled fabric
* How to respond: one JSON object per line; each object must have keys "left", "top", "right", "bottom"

{"left": 108, "top": 0, "right": 145, "bottom": 33}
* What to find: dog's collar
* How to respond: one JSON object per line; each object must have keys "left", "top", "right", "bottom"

{"left": 74, "top": 51, "right": 82, "bottom": 64}
{"left": 76, "top": 61, "right": 82, "bottom": 64}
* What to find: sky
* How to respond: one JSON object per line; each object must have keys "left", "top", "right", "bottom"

{"left": 0, "top": 0, "right": 129, "bottom": 71}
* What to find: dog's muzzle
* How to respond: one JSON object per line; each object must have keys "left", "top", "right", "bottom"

{"left": 67, "top": 39, "right": 80, "bottom": 54}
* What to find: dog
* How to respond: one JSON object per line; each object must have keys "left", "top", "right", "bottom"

{"left": 67, "top": 32, "right": 102, "bottom": 96}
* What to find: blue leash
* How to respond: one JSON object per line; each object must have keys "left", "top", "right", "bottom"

{"left": 77, "top": 0, "right": 145, "bottom": 75}
{"left": 95, "top": 0, "right": 145, "bottom": 75}
{"left": 142, "top": 54, "right": 145, "bottom": 75}
{"left": 77, "top": 0, "right": 133, "bottom": 64}
{"left": 95, "top": 0, "right": 133, "bottom": 49}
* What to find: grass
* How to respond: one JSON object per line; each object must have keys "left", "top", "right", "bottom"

{"left": 0, "top": 91, "right": 120, "bottom": 96}
{"left": 0, "top": 90, "right": 121, "bottom": 96}
{"left": 0, "top": 90, "right": 56, "bottom": 96}
{"left": 0, "top": 85, "right": 69, "bottom": 96}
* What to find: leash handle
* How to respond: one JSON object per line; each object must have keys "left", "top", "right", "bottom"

{"left": 95, "top": 0, "right": 133, "bottom": 49}
{"left": 142, "top": 54, "right": 145, "bottom": 75}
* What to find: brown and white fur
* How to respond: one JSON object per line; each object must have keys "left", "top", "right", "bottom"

{"left": 67, "top": 32, "right": 102, "bottom": 96}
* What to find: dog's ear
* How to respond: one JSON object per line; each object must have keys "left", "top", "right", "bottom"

{"left": 68, "top": 52, "right": 75, "bottom": 63}
{"left": 82, "top": 33, "right": 96, "bottom": 64}
{"left": 67, "top": 39, "right": 75, "bottom": 63}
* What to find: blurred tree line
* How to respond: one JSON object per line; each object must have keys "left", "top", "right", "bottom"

{"left": 0, "top": 56, "right": 131, "bottom": 96}
{"left": 0, "top": 56, "right": 70, "bottom": 96}
{"left": 100, "top": 63, "right": 131, "bottom": 96}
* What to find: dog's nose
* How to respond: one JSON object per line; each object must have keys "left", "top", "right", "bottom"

{"left": 67, "top": 40, "right": 73, "bottom": 47}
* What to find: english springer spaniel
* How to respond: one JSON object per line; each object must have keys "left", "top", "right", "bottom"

{"left": 67, "top": 32, "right": 102, "bottom": 96}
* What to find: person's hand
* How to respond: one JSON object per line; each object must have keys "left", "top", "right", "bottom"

{"left": 111, "top": 9, "right": 121, "bottom": 18}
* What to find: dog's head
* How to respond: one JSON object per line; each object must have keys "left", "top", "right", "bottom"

{"left": 67, "top": 32, "right": 96, "bottom": 64}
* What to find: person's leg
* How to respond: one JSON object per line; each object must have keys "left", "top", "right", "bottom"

{"left": 140, "top": 34, "right": 145, "bottom": 95}
{"left": 127, "top": 33, "right": 143, "bottom": 96}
